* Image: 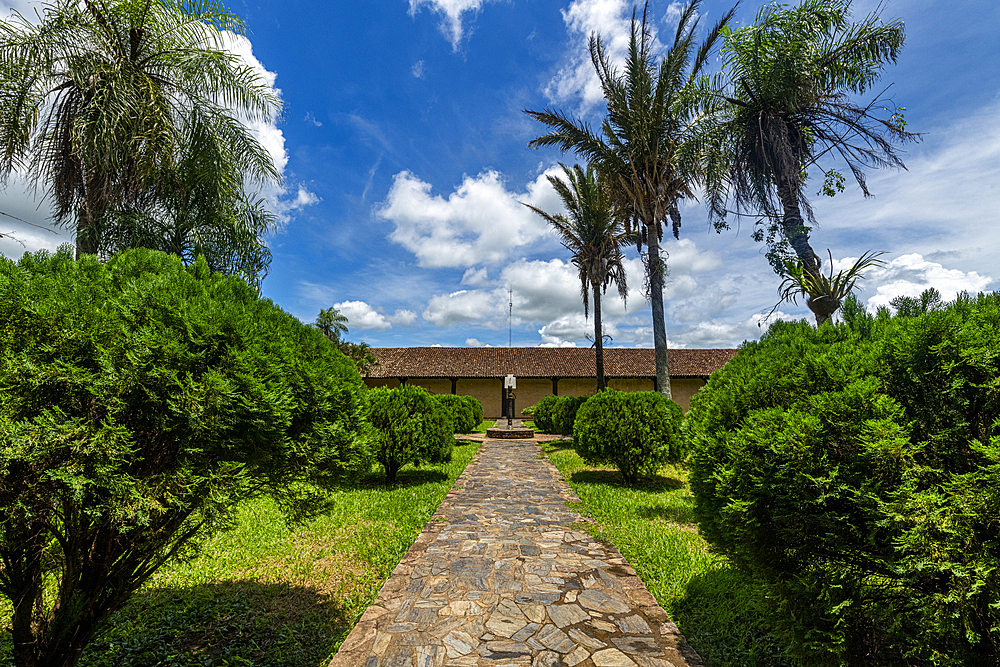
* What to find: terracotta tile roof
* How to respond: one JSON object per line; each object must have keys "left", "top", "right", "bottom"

{"left": 365, "top": 347, "right": 737, "bottom": 379}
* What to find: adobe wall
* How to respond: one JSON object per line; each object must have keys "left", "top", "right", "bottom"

{"left": 363, "top": 375, "right": 707, "bottom": 417}
{"left": 557, "top": 378, "right": 599, "bottom": 398}
{"left": 669, "top": 378, "right": 705, "bottom": 412}
{"left": 514, "top": 378, "right": 553, "bottom": 418}
{"left": 407, "top": 378, "right": 452, "bottom": 396}
{"left": 457, "top": 378, "right": 503, "bottom": 420}
{"left": 607, "top": 377, "right": 655, "bottom": 393}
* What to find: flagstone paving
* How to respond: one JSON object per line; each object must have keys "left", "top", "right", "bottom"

{"left": 329, "top": 437, "right": 702, "bottom": 667}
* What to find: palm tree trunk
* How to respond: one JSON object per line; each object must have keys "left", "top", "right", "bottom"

{"left": 775, "top": 180, "right": 820, "bottom": 277}
{"left": 593, "top": 287, "right": 606, "bottom": 391}
{"left": 646, "top": 227, "right": 672, "bottom": 400}
{"left": 75, "top": 209, "right": 98, "bottom": 259}
{"left": 776, "top": 179, "right": 826, "bottom": 326}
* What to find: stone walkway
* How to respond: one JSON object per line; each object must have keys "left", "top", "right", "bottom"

{"left": 329, "top": 438, "right": 701, "bottom": 667}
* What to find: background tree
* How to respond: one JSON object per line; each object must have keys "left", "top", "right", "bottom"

{"left": 704, "top": 0, "right": 916, "bottom": 317}
{"left": 524, "top": 163, "right": 630, "bottom": 391}
{"left": 0, "top": 0, "right": 280, "bottom": 266}
{"left": 526, "top": 0, "right": 735, "bottom": 398}
{"left": 315, "top": 306, "right": 349, "bottom": 344}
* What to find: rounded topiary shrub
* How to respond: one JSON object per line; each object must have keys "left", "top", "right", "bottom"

{"left": 573, "top": 391, "right": 682, "bottom": 483}
{"left": 431, "top": 394, "right": 476, "bottom": 433}
{"left": 367, "top": 385, "right": 453, "bottom": 482}
{"left": 461, "top": 395, "right": 484, "bottom": 429}
{"left": 686, "top": 301, "right": 1000, "bottom": 667}
{"left": 552, "top": 395, "right": 588, "bottom": 436}
{"left": 532, "top": 395, "right": 559, "bottom": 433}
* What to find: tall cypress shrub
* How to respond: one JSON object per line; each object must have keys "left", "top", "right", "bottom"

{"left": 0, "top": 247, "right": 368, "bottom": 667}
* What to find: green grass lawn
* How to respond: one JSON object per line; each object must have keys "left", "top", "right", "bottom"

{"left": 539, "top": 440, "right": 796, "bottom": 667}
{"left": 0, "top": 440, "right": 481, "bottom": 667}
{"left": 471, "top": 419, "right": 495, "bottom": 433}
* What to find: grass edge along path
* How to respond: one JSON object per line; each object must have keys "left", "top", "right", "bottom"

{"left": 0, "top": 440, "right": 483, "bottom": 667}
{"left": 539, "top": 440, "right": 796, "bottom": 667}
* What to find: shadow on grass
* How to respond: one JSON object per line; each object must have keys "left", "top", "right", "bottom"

{"left": 76, "top": 580, "right": 350, "bottom": 667}
{"left": 673, "top": 567, "right": 796, "bottom": 667}
{"left": 543, "top": 439, "right": 575, "bottom": 452}
{"left": 638, "top": 503, "right": 697, "bottom": 525}
{"left": 356, "top": 467, "right": 450, "bottom": 490}
{"left": 569, "top": 469, "right": 684, "bottom": 492}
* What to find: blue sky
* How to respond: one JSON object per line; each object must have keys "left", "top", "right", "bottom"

{"left": 1, "top": 0, "right": 998, "bottom": 349}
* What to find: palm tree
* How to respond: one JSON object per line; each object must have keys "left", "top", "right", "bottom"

{"left": 316, "top": 307, "right": 349, "bottom": 345}
{"left": 524, "top": 163, "right": 631, "bottom": 391}
{"left": 525, "top": 0, "right": 735, "bottom": 399}
{"left": 704, "top": 0, "right": 916, "bottom": 309}
{"left": 95, "top": 140, "right": 277, "bottom": 290}
{"left": 0, "top": 0, "right": 281, "bottom": 259}
{"left": 776, "top": 250, "right": 884, "bottom": 326}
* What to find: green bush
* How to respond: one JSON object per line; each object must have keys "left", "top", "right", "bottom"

{"left": 687, "top": 299, "right": 1000, "bottom": 666}
{"left": 0, "top": 247, "right": 368, "bottom": 667}
{"left": 461, "top": 395, "right": 484, "bottom": 428}
{"left": 552, "top": 395, "right": 588, "bottom": 436}
{"left": 431, "top": 394, "right": 476, "bottom": 433}
{"left": 532, "top": 395, "right": 559, "bottom": 433}
{"left": 366, "top": 385, "right": 453, "bottom": 482}
{"left": 573, "top": 391, "right": 683, "bottom": 483}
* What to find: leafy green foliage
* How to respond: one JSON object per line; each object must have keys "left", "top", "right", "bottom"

{"left": 430, "top": 395, "right": 482, "bottom": 434}
{"left": 687, "top": 297, "right": 1000, "bottom": 665}
{"left": 0, "top": 0, "right": 280, "bottom": 279}
{"left": 552, "top": 395, "right": 589, "bottom": 437}
{"left": 705, "top": 0, "right": 915, "bottom": 292}
{"left": 526, "top": 0, "right": 737, "bottom": 396}
{"left": 523, "top": 163, "right": 631, "bottom": 390}
{"left": 316, "top": 307, "right": 350, "bottom": 344}
{"left": 365, "top": 386, "right": 453, "bottom": 484}
{"left": 776, "top": 250, "right": 885, "bottom": 325}
{"left": 462, "top": 396, "right": 483, "bottom": 428}
{"left": 531, "top": 396, "right": 559, "bottom": 433}
{"left": 0, "top": 443, "right": 482, "bottom": 667}
{"left": 0, "top": 247, "right": 367, "bottom": 667}
{"left": 574, "top": 391, "right": 683, "bottom": 484}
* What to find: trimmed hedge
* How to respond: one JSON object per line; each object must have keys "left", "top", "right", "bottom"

{"left": 462, "top": 395, "right": 484, "bottom": 430}
{"left": 573, "top": 391, "right": 683, "bottom": 483}
{"left": 365, "top": 385, "right": 453, "bottom": 482}
{"left": 532, "top": 395, "right": 559, "bottom": 433}
{"left": 430, "top": 394, "right": 476, "bottom": 433}
{"left": 552, "top": 395, "right": 588, "bottom": 436}
{"left": 687, "top": 297, "right": 1000, "bottom": 666}
{"left": 529, "top": 395, "right": 589, "bottom": 435}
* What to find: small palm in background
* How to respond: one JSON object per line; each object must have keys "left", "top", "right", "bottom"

{"left": 524, "top": 163, "right": 631, "bottom": 391}
{"left": 315, "top": 307, "right": 350, "bottom": 344}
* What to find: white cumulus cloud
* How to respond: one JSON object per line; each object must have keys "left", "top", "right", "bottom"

{"left": 838, "top": 253, "right": 994, "bottom": 310}
{"left": 408, "top": 0, "right": 495, "bottom": 50}
{"left": 334, "top": 300, "right": 393, "bottom": 331}
{"left": 545, "top": 0, "right": 652, "bottom": 110}
{"left": 377, "top": 167, "right": 564, "bottom": 268}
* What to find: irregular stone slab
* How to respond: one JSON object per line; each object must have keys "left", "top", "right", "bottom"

{"left": 593, "top": 648, "right": 638, "bottom": 666}
{"left": 328, "top": 439, "right": 702, "bottom": 667}
{"left": 547, "top": 604, "right": 590, "bottom": 629}
{"left": 578, "top": 590, "right": 632, "bottom": 614}
{"left": 616, "top": 615, "right": 653, "bottom": 635}
{"left": 443, "top": 630, "right": 478, "bottom": 657}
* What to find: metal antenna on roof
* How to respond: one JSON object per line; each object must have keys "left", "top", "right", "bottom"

{"left": 508, "top": 287, "right": 513, "bottom": 348}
